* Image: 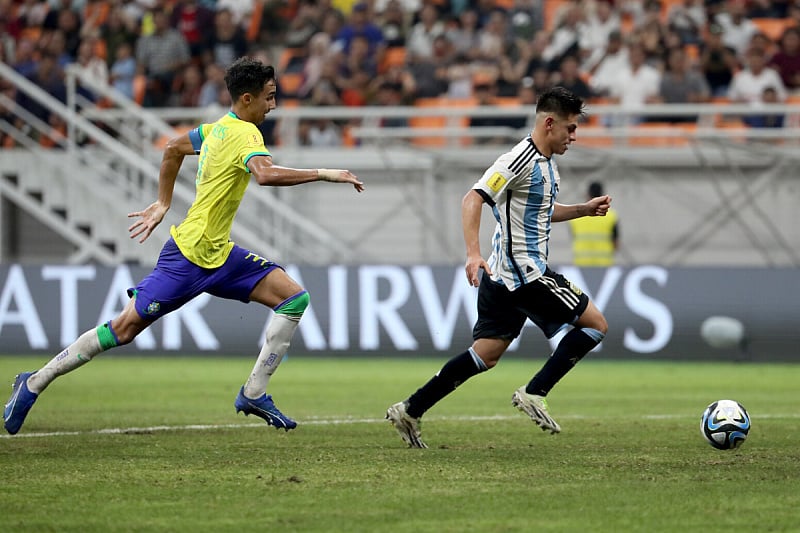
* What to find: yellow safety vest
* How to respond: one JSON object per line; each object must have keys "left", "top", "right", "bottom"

{"left": 569, "top": 209, "right": 619, "bottom": 266}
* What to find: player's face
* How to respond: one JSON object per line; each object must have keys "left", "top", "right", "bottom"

{"left": 260, "top": 80, "right": 277, "bottom": 118}
{"left": 549, "top": 114, "right": 579, "bottom": 155}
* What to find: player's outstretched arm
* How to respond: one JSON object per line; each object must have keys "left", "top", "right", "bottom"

{"left": 127, "top": 131, "right": 195, "bottom": 243}
{"left": 248, "top": 156, "right": 364, "bottom": 192}
{"left": 552, "top": 195, "right": 611, "bottom": 222}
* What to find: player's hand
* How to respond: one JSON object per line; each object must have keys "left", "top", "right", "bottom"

{"left": 584, "top": 194, "right": 611, "bottom": 217}
{"left": 465, "top": 255, "right": 491, "bottom": 287}
{"left": 318, "top": 169, "right": 365, "bottom": 192}
{"left": 127, "top": 202, "right": 168, "bottom": 243}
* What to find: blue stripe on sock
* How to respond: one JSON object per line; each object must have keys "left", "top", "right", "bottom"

{"left": 581, "top": 327, "right": 606, "bottom": 343}
{"left": 468, "top": 347, "right": 488, "bottom": 371}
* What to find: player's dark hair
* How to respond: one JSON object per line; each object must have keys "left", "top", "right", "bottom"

{"left": 224, "top": 57, "right": 276, "bottom": 102}
{"left": 535, "top": 86, "right": 586, "bottom": 119}
{"left": 588, "top": 181, "right": 604, "bottom": 197}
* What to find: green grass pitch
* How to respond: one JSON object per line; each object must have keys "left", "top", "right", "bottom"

{"left": 0, "top": 356, "right": 798, "bottom": 532}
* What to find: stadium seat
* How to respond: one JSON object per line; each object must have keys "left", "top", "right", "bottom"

{"left": 409, "top": 97, "right": 474, "bottom": 147}
{"left": 379, "top": 47, "right": 407, "bottom": 73}
{"left": 628, "top": 122, "right": 695, "bottom": 147}
{"left": 751, "top": 18, "right": 797, "bottom": 42}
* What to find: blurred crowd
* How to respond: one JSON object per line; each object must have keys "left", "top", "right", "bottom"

{"left": 2, "top": 0, "right": 800, "bottom": 147}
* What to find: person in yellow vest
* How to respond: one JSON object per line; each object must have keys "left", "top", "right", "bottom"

{"left": 569, "top": 182, "right": 619, "bottom": 266}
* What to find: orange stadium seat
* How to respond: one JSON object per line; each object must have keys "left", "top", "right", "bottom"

{"left": 751, "top": 18, "right": 797, "bottom": 42}
{"left": 379, "top": 46, "right": 407, "bottom": 73}
{"left": 409, "top": 97, "right": 473, "bottom": 147}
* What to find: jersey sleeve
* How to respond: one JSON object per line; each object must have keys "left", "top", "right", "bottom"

{"left": 471, "top": 150, "right": 521, "bottom": 206}
{"left": 236, "top": 123, "right": 272, "bottom": 172}
{"left": 189, "top": 124, "right": 214, "bottom": 154}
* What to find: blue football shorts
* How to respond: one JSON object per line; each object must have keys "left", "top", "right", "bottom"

{"left": 128, "top": 237, "right": 281, "bottom": 320}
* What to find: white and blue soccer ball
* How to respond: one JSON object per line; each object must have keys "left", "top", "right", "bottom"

{"left": 700, "top": 399, "right": 750, "bottom": 450}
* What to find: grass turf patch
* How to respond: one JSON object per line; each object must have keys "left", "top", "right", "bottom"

{"left": 0, "top": 356, "right": 798, "bottom": 532}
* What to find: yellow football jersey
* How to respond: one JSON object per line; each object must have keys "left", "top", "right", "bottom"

{"left": 170, "top": 112, "right": 271, "bottom": 268}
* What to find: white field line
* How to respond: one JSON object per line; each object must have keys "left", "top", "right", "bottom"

{"left": 1, "top": 412, "right": 798, "bottom": 440}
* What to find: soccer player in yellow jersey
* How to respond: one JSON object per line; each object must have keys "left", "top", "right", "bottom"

{"left": 4, "top": 57, "right": 364, "bottom": 435}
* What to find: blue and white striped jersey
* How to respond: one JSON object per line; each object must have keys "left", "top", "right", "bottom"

{"left": 472, "top": 135, "right": 559, "bottom": 290}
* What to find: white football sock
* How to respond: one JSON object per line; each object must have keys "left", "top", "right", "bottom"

{"left": 243, "top": 313, "right": 301, "bottom": 398}
{"left": 27, "top": 328, "right": 103, "bottom": 393}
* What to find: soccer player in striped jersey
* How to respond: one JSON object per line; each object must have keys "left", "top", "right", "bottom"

{"left": 4, "top": 57, "right": 364, "bottom": 435}
{"left": 387, "top": 87, "right": 611, "bottom": 448}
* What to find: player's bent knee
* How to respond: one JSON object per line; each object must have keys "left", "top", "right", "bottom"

{"left": 275, "top": 290, "right": 309, "bottom": 317}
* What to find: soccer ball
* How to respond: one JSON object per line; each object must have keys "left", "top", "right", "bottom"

{"left": 700, "top": 400, "right": 750, "bottom": 450}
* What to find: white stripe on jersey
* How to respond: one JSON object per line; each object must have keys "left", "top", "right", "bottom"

{"left": 472, "top": 135, "right": 561, "bottom": 290}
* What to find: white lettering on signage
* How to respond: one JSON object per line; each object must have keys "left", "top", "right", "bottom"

{"left": 42, "top": 265, "right": 96, "bottom": 346}
{"left": 0, "top": 265, "right": 48, "bottom": 348}
{"left": 327, "top": 265, "right": 348, "bottom": 349}
{"left": 359, "top": 266, "right": 417, "bottom": 350}
{"left": 623, "top": 266, "right": 672, "bottom": 353}
{"left": 163, "top": 293, "right": 218, "bottom": 350}
{"left": 411, "top": 266, "right": 478, "bottom": 350}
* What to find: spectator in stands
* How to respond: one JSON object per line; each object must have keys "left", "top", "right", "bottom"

{"left": 746, "top": 86, "right": 786, "bottom": 128}
{"left": 175, "top": 63, "right": 203, "bottom": 107}
{"left": 543, "top": 2, "right": 583, "bottom": 72}
{"left": 747, "top": 0, "right": 790, "bottom": 18}
{"left": 45, "top": 2, "right": 83, "bottom": 60}
{"left": 285, "top": 0, "right": 324, "bottom": 49}
{"left": 406, "top": 3, "right": 446, "bottom": 63}
{"left": 74, "top": 37, "right": 109, "bottom": 103}
{"left": 406, "top": 33, "right": 452, "bottom": 98}
{"left": 11, "top": 38, "right": 39, "bottom": 78}
{"left": 446, "top": 7, "right": 481, "bottom": 60}
{"left": 604, "top": 42, "right": 662, "bottom": 125}
{"left": 508, "top": 0, "right": 545, "bottom": 41}
{"left": 109, "top": 41, "right": 137, "bottom": 100}
{"left": 42, "top": 29, "right": 75, "bottom": 68}
{"left": 515, "top": 30, "right": 552, "bottom": 81}
{"left": 371, "top": 81, "right": 410, "bottom": 127}
{"left": 728, "top": 45, "right": 788, "bottom": 125}
{"left": 300, "top": 118, "right": 343, "bottom": 147}
{"left": 338, "top": 33, "right": 377, "bottom": 106}
{"left": 656, "top": 46, "right": 711, "bottom": 122}
{"left": 17, "top": 53, "right": 66, "bottom": 124}
{"left": 700, "top": 22, "right": 738, "bottom": 97}
{"left": 309, "top": 61, "right": 344, "bottom": 106}
{"left": 334, "top": 2, "right": 385, "bottom": 58}
{"left": 553, "top": 54, "right": 594, "bottom": 100}
{"left": 198, "top": 62, "right": 226, "bottom": 107}
{"left": 666, "top": 0, "right": 706, "bottom": 45}
{"left": 170, "top": 0, "right": 215, "bottom": 59}
{"left": 469, "top": 80, "right": 510, "bottom": 145}
{"left": 100, "top": 5, "right": 138, "bottom": 68}
{"left": 588, "top": 30, "right": 628, "bottom": 98}
{"left": 215, "top": 0, "right": 254, "bottom": 30}
{"left": 378, "top": 0, "right": 409, "bottom": 48}
{"left": 769, "top": 27, "right": 800, "bottom": 91}
{"left": 715, "top": 0, "right": 759, "bottom": 58}
{"left": 205, "top": 8, "right": 249, "bottom": 69}
{"left": 135, "top": 9, "right": 191, "bottom": 107}
{"left": 298, "top": 32, "right": 333, "bottom": 100}
{"left": 579, "top": 0, "right": 622, "bottom": 72}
